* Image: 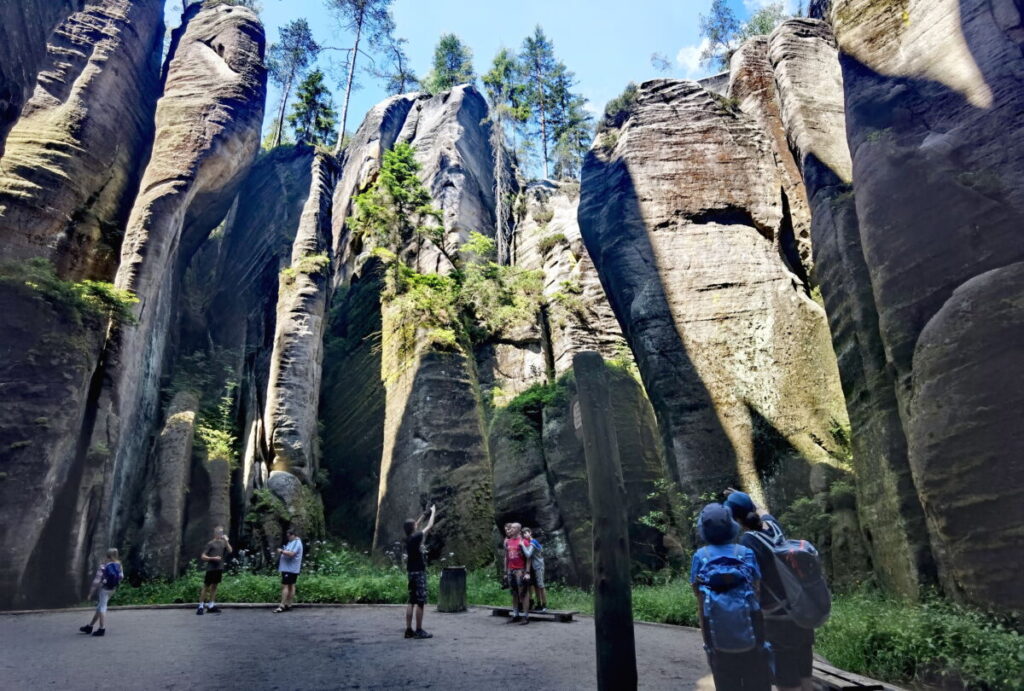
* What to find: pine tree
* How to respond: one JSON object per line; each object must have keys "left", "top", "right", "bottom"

{"left": 424, "top": 34, "right": 475, "bottom": 94}
{"left": 288, "top": 70, "right": 339, "bottom": 148}
{"left": 483, "top": 49, "right": 530, "bottom": 263}
{"left": 325, "top": 0, "right": 396, "bottom": 154}
{"left": 519, "top": 26, "right": 558, "bottom": 179}
{"left": 267, "top": 19, "right": 320, "bottom": 148}
{"left": 699, "top": 0, "right": 741, "bottom": 70}
{"left": 548, "top": 63, "right": 592, "bottom": 180}
{"left": 373, "top": 37, "right": 419, "bottom": 95}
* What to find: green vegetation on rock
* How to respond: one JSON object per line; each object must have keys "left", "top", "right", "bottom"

{"left": 0, "top": 258, "right": 138, "bottom": 326}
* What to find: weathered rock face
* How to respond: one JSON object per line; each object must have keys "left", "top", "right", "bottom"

{"left": 0, "top": 0, "right": 85, "bottom": 155}
{"left": 139, "top": 391, "right": 199, "bottom": 579}
{"left": 491, "top": 366, "right": 684, "bottom": 586}
{"left": 263, "top": 154, "right": 339, "bottom": 485}
{"left": 729, "top": 37, "right": 814, "bottom": 283}
{"left": 322, "top": 86, "right": 498, "bottom": 564}
{"left": 831, "top": 0, "right": 1024, "bottom": 609}
{"left": 69, "top": 2, "right": 265, "bottom": 598}
{"left": 0, "top": 0, "right": 164, "bottom": 280}
{"left": 579, "top": 80, "right": 850, "bottom": 511}
{"left": 0, "top": 279, "right": 105, "bottom": 608}
{"left": 767, "top": 18, "right": 934, "bottom": 597}
{"left": 515, "top": 181, "right": 627, "bottom": 375}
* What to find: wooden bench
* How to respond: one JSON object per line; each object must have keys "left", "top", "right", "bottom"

{"left": 813, "top": 660, "right": 902, "bottom": 690}
{"left": 488, "top": 606, "right": 578, "bottom": 623}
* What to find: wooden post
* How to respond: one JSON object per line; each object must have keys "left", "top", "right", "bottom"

{"left": 574, "top": 351, "right": 638, "bottom": 691}
{"left": 437, "top": 566, "right": 467, "bottom": 612}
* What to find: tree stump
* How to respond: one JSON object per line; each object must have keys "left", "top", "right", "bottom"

{"left": 437, "top": 566, "right": 467, "bottom": 612}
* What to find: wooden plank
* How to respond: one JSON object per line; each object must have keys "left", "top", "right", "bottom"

{"left": 487, "top": 606, "right": 578, "bottom": 622}
{"left": 812, "top": 660, "right": 902, "bottom": 690}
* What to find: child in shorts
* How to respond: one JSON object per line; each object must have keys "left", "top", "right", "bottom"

{"left": 79, "top": 548, "right": 123, "bottom": 637}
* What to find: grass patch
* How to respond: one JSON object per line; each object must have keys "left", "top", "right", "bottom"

{"left": 0, "top": 257, "right": 138, "bottom": 326}
{"left": 112, "top": 545, "right": 1022, "bottom": 689}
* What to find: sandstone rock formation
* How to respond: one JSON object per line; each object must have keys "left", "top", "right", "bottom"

{"left": 767, "top": 18, "right": 935, "bottom": 597}
{"left": 0, "top": 0, "right": 164, "bottom": 280}
{"left": 729, "top": 37, "right": 814, "bottom": 283}
{"left": 264, "top": 154, "right": 339, "bottom": 485}
{"left": 830, "top": 0, "right": 1024, "bottom": 609}
{"left": 0, "top": 0, "right": 85, "bottom": 155}
{"left": 139, "top": 391, "right": 199, "bottom": 579}
{"left": 579, "top": 80, "right": 850, "bottom": 511}
{"left": 71, "top": 1, "right": 266, "bottom": 597}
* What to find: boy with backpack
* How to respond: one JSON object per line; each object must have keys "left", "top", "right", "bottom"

{"left": 690, "top": 503, "right": 770, "bottom": 691}
{"left": 503, "top": 522, "right": 531, "bottom": 624}
{"left": 726, "top": 490, "right": 830, "bottom": 691}
{"left": 79, "top": 548, "right": 123, "bottom": 637}
{"left": 521, "top": 527, "right": 547, "bottom": 612}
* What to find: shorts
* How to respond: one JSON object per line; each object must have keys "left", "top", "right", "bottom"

{"left": 766, "top": 618, "right": 815, "bottom": 687}
{"left": 530, "top": 564, "right": 545, "bottom": 589}
{"left": 407, "top": 571, "right": 427, "bottom": 605}
{"left": 508, "top": 568, "right": 527, "bottom": 593}
{"left": 204, "top": 570, "right": 223, "bottom": 586}
{"left": 280, "top": 571, "right": 299, "bottom": 585}
{"left": 96, "top": 588, "right": 115, "bottom": 613}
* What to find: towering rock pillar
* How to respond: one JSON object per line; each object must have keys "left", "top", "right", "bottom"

{"left": 830, "top": 0, "right": 1024, "bottom": 609}
{"left": 579, "top": 80, "right": 849, "bottom": 508}
{"left": 767, "top": 18, "right": 935, "bottom": 597}
{"left": 0, "top": 0, "right": 85, "bottom": 155}
{"left": 71, "top": 1, "right": 266, "bottom": 598}
{"left": 0, "top": 0, "right": 165, "bottom": 280}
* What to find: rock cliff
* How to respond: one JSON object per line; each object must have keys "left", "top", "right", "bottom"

{"left": 0, "top": 0, "right": 85, "bottom": 155}
{"left": 71, "top": 1, "right": 266, "bottom": 598}
{"left": 767, "top": 17, "right": 935, "bottom": 597}
{"left": 829, "top": 0, "right": 1024, "bottom": 610}
{"left": 579, "top": 80, "right": 850, "bottom": 513}
{"left": 0, "top": 0, "right": 164, "bottom": 280}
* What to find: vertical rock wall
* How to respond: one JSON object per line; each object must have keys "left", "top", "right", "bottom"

{"left": 830, "top": 0, "right": 1024, "bottom": 609}
{"left": 69, "top": 2, "right": 265, "bottom": 598}
{"left": 0, "top": 0, "right": 85, "bottom": 155}
{"left": 0, "top": 0, "right": 164, "bottom": 280}
{"left": 579, "top": 80, "right": 849, "bottom": 511}
{"left": 767, "top": 18, "right": 935, "bottom": 597}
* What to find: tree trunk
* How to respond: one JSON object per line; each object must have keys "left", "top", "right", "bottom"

{"left": 574, "top": 351, "right": 637, "bottom": 691}
{"left": 273, "top": 73, "right": 294, "bottom": 148}
{"left": 335, "top": 14, "right": 364, "bottom": 156}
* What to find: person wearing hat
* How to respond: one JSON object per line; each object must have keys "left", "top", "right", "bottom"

{"left": 690, "top": 502, "right": 770, "bottom": 691}
{"left": 725, "top": 490, "right": 815, "bottom": 691}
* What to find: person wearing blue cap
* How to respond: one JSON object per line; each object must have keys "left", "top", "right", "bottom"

{"left": 725, "top": 490, "right": 815, "bottom": 691}
{"left": 690, "top": 502, "right": 771, "bottom": 690}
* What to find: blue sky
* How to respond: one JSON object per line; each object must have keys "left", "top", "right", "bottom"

{"left": 167, "top": 0, "right": 797, "bottom": 138}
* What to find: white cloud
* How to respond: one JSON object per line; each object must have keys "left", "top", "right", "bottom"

{"left": 676, "top": 39, "right": 711, "bottom": 79}
{"left": 743, "top": 0, "right": 802, "bottom": 13}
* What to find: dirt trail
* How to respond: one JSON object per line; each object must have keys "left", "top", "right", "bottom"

{"left": 0, "top": 605, "right": 714, "bottom": 690}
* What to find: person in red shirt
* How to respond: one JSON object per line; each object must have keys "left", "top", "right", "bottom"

{"left": 503, "top": 522, "right": 531, "bottom": 624}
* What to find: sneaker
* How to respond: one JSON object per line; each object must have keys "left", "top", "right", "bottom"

{"left": 92, "top": 628, "right": 105, "bottom": 637}
{"left": 506, "top": 616, "right": 520, "bottom": 624}
{"left": 414, "top": 629, "right": 433, "bottom": 639}
{"left": 79, "top": 625, "right": 93, "bottom": 634}
{"left": 539, "top": 607, "right": 548, "bottom": 613}
{"left": 519, "top": 617, "right": 530, "bottom": 625}
{"left": 404, "top": 628, "right": 415, "bottom": 638}
{"left": 196, "top": 606, "right": 204, "bottom": 616}
{"left": 207, "top": 606, "right": 222, "bottom": 614}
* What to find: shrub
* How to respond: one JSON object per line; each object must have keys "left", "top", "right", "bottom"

{"left": 538, "top": 233, "right": 568, "bottom": 254}
{"left": 0, "top": 257, "right": 138, "bottom": 326}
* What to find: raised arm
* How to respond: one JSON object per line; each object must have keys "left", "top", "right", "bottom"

{"left": 422, "top": 505, "right": 437, "bottom": 535}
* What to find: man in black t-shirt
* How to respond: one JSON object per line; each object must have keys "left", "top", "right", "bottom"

{"left": 403, "top": 504, "right": 436, "bottom": 639}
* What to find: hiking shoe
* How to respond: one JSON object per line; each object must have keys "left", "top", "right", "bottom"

{"left": 79, "top": 625, "right": 93, "bottom": 634}
{"left": 404, "top": 628, "right": 415, "bottom": 638}
{"left": 196, "top": 606, "right": 204, "bottom": 616}
{"left": 538, "top": 607, "right": 548, "bottom": 613}
{"left": 519, "top": 617, "right": 529, "bottom": 625}
{"left": 506, "top": 615, "right": 520, "bottom": 624}
{"left": 414, "top": 629, "right": 433, "bottom": 639}
{"left": 207, "top": 606, "right": 222, "bottom": 614}
{"left": 92, "top": 628, "right": 105, "bottom": 637}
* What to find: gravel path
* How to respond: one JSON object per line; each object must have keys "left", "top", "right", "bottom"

{"left": 0, "top": 605, "right": 714, "bottom": 690}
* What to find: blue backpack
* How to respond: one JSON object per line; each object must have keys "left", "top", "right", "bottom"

{"left": 693, "top": 544, "right": 761, "bottom": 653}
{"left": 101, "top": 562, "right": 123, "bottom": 590}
